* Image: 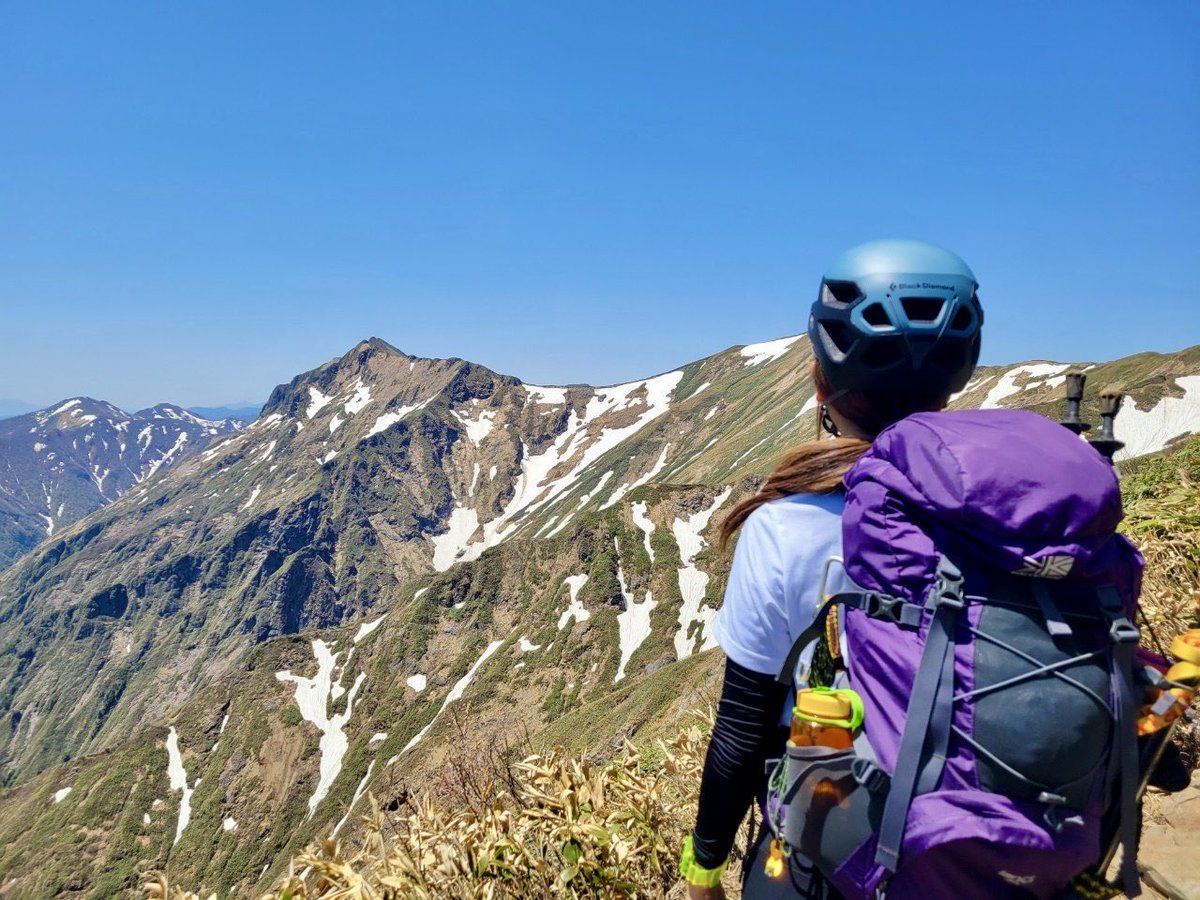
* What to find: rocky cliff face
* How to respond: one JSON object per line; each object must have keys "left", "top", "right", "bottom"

{"left": 0, "top": 399, "right": 241, "bottom": 570}
{"left": 0, "top": 336, "right": 1198, "bottom": 896}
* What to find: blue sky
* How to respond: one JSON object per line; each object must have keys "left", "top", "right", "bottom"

{"left": 2, "top": 2, "right": 1197, "bottom": 410}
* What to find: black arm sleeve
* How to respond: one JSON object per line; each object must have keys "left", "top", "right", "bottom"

{"left": 691, "top": 657, "right": 790, "bottom": 869}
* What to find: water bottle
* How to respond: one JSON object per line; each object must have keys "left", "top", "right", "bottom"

{"left": 788, "top": 687, "right": 864, "bottom": 750}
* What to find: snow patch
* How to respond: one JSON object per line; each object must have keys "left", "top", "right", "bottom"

{"left": 602, "top": 443, "right": 671, "bottom": 509}
{"left": 343, "top": 380, "right": 372, "bottom": 415}
{"left": 369, "top": 732, "right": 388, "bottom": 744}
{"left": 307, "top": 387, "right": 333, "bottom": 419}
{"left": 518, "top": 636, "right": 542, "bottom": 652}
{"left": 981, "top": 364, "right": 1069, "bottom": 409}
{"left": 165, "top": 726, "right": 194, "bottom": 844}
{"left": 366, "top": 398, "right": 433, "bottom": 437}
{"left": 53, "top": 786, "right": 72, "bottom": 804}
{"left": 332, "top": 760, "right": 376, "bottom": 837}
{"left": 243, "top": 485, "right": 262, "bottom": 509}
{"left": 143, "top": 431, "right": 189, "bottom": 481}
{"left": 1114, "top": 375, "right": 1200, "bottom": 460}
{"left": 557, "top": 574, "right": 590, "bottom": 630}
{"left": 452, "top": 408, "right": 497, "bottom": 446}
{"left": 673, "top": 487, "right": 733, "bottom": 659}
{"left": 631, "top": 500, "right": 656, "bottom": 563}
{"left": 614, "top": 542, "right": 655, "bottom": 682}
{"left": 329, "top": 413, "right": 344, "bottom": 433}
{"left": 394, "top": 640, "right": 504, "bottom": 758}
{"left": 524, "top": 385, "right": 568, "bottom": 405}
{"left": 275, "top": 640, "right": 367, "bottom": 818}
{"left": 223, "top": 817, "right": 238, "bottom": 832}
{"left": 406, "top": 674, "right": 427, "bottom": 692}
{"left": 740, "top": 335, "right": 802, "bottom": 367}
{"left": 354, "top": 615, "right": 386, "bottom": 643}
{"left": 431, "top": 505, "right": 481, "bottom": 572}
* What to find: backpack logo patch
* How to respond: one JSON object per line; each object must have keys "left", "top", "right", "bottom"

{"left": 999, "top": 871, "right": 1037, "bottom": 887}
{"left": 1014, "top": 554, "right": 1074, "bottom": 578}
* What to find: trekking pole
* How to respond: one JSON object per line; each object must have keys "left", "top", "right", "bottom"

{"left": 1060, "top": 372, "right": 1091, "bottom": 435}
{"left": 1088, "top": 391, "right": 1125, "bottom": 461}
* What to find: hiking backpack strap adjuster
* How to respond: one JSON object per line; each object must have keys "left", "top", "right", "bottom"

{"left": 875, "top": 555, "right": 964, "bottom": 873}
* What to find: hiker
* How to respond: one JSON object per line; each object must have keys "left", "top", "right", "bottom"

{"left": 680, "top": 239, "right": 1149, "bottom": 899}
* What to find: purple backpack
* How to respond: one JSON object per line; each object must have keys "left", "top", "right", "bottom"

{"left": 768, "top": 410, "right": 1144, "bottom": 900}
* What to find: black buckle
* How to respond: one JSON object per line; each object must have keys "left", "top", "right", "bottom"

{"left": 858, "top": 593, "right": 921, "bottom": 627}
{"left": 852, "top": 757, "right": 890, "bottom": 793}
{"left": 933, "top": 558, "right": 966, "bottom": 610}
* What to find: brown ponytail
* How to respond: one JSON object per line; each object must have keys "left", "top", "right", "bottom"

{"left": 718, "top": 361, "right": 951, "bottom": 553}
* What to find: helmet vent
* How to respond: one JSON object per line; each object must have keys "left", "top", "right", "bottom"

{"left": 822, "top": 280, "right": 862, "bottom": 307}
{"left": 861, "top": 303, "right": 892, "bottom": 329}
{"left": 950, "top": 305, "right": 975, "bottom": 331}
{"left": 900, "top": 296, "right": 945, "bottom": 323}
{"left": 820, "top": 321, "right": 855, "bottom": 355}
{"left": 862, "top": 340, "right": 904, "bottom": 369}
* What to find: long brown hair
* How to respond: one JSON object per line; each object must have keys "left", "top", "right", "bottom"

{"left": 718, "top": 362, "right": 950, "bottom": 552}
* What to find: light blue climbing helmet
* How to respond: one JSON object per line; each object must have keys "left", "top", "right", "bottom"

{"left": 808, "top": 239, "right": 984, "bottom": 397}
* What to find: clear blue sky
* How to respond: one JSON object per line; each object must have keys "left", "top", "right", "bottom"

{"left": 2, "top": 2, "right": 1197, "bottom": 410}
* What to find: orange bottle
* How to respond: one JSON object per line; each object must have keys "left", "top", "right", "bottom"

{"left": 789, "top": 687, "right": 864, "bottom": 750}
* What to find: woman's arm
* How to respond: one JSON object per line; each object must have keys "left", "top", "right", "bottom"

{"left": 691, "top": 656, "right": 789, "bottom": 869}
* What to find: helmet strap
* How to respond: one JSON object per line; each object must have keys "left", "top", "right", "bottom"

{"left": 820, "top": 404, "right": 841, "bottom": 438}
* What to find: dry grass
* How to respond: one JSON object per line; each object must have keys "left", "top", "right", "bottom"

{"left": 144, "top": 715, "right": 745, "bottom": 900}
{"left": 1120, "top": 438, "right": 1200, "bottom": 771}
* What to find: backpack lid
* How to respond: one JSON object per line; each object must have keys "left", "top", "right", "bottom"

{"left": 843, "top": 409, "right": 1141, "bottom": 603}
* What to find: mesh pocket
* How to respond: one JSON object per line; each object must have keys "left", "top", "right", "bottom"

{"left": 780, "top": 745, "right": 883, "bottom": 872}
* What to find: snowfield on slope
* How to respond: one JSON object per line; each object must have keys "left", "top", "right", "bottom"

{"left": 981, "top": 364, "right": 1069, "bottom": 408}
{"left": 741, "top": 335, "right": 802, "bottom": 367}
{"left": 614, "top": 542, "right": 655, "bottom": 682}
{"left": 673, "top": 488, "right": 732, "bottom": 659}
{"left": 558, "top": 574, "right": 590, "bottom": 630}
{"left": 275, "top": 640, "right": 367, "bottom": 819}
{"left": 431, "top": 371, "right": 684, "bottom": 571}
{"left": 165, "top": 726, "right": 194, "bottom": 844}
{"left": 1114, "top": 375, "right": 1200, "bottom": 460}
{"left": 631, "top": 501, "right": 656, "bottom": 563}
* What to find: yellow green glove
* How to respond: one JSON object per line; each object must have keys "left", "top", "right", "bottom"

{"left": 679, "top": 835, "right": 728, "bottom": 888}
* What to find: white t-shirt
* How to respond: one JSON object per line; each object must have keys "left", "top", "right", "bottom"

{"left": 713, "top": 492, "right": 850, "bottom": 683}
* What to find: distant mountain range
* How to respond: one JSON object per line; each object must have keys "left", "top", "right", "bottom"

{"left": 187, "top": 403, "right": 263, "bottom": 424}
{"left": 0, "top": 399, "right": 243, "bottom": 569}
{"left": 0, "top": 399, "right": 38, "bottom": 420}
{"left": 0, "top": 336, "right": 1197, "bottom": 895}
{"left": 1, "top": 400, "right": 261, "bottom": 423}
